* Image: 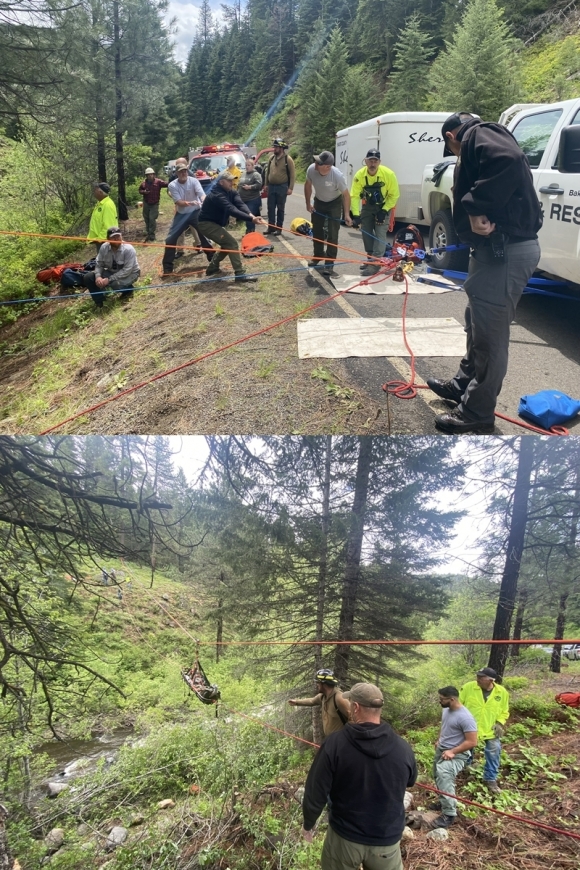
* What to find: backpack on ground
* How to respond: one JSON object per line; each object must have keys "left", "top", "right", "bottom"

{"left": 36, "top": 263, "right": 83, "bottom": 285}
{"left": 555, "top": 692, "right": 580, "bottom": 708}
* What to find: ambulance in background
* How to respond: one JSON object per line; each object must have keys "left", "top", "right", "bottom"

{"left": 335, "top": 112, "right": 452, "bottom": 225}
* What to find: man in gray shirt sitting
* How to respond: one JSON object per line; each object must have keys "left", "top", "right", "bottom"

{"left": 430, "top": 685, "right": 478, "bottom": 829}
{"left": 304, "top": 151, "right": 352, "bottom": 276}
{"left": 83, "top": 226, "right": 140, "bottom": 308}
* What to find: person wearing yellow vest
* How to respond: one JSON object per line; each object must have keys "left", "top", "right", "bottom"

{"left": 459, "top": 667, "right": 509, "bottom": 794}
{"left": 88, "top": 183, "right": 118, "bottom": 251}
{"left": 288, "top": 669, "right": 350, "bottom": 736}
{"left": 350, "top": 149, "right": 400, "bottom": 276}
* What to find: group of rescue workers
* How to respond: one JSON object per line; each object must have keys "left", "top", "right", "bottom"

{"left": 291, "top": 665, "right": 509, "bottom": 870}
{"left": 85, "top": 111, "right": 541, "bottom": 433}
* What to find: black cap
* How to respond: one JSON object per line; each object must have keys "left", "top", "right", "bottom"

{"left": 313, "top": 150, "right": 334, "bottom": 166}
{"left": 366, "top": 148, "right": 380, "bottom": 159}
{"left": 106, "top": 226, "right": 122, "bottom": 239}
{"left": 441, "top": 112, "right": 474, "bottom": 156}
{"left": 476, "top": 667, "right": 498, "bottom": 680}
{"left": 96, "top": 182, "right": 110, "bottom": 194}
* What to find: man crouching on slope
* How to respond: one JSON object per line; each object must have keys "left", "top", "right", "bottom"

{"left": 302, "top": 682, "right": 417, "bottom": 870}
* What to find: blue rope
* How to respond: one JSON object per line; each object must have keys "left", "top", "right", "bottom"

{"left": 0, "top": 261, "right": 358, "bottom": 307}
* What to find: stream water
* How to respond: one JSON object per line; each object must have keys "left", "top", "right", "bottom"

{"left": 35, "top": 728, "right": 133, "bottom": 788}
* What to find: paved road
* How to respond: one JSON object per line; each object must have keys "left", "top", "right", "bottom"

{"left": 271, "top": 183, "right": 580, "bottom": 436}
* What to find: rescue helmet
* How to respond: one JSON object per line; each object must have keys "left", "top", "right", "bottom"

{"left": 272, "top": 138, "right": 288, "bottom": 149}
{"left": 315, "top": 668, "right": 338, "bottom": 686}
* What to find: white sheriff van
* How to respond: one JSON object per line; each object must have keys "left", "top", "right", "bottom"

{"left": 420, "top": 99, "right": 580, "bottom": 290}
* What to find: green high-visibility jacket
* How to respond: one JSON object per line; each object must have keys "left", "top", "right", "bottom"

{"left": 459, "top": 680, "right": 510, "bottom": 741}
{"left": 88, "top": 196, "right": 118, "bottom": 242}
{"left": 350, "top": 165, "right": 400, "bottom": 217}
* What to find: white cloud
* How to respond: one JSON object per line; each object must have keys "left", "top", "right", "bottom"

{"left": 165, "top": 0, "right": 225, "bottom": 66}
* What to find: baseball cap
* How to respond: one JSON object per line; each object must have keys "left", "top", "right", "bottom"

{"left": 145, "top": 167, "right": 155, "bottom": 175}
{"left": 95, "top": 182, "right": 110, "bottom": 194}
{"left": 476, "top": 667, "right": 498, "bottom": 680}
{"left": 176, "top": 164, "right": 189, "bottom": 171}
{"left": 313, "top": 151, "right": 334, "bottom": 166}
{"left": 221, "top": 171, "right": 236, "bottom": 182}
{"left": 343, "top": 682, "right": 384, "bottom": 707}
{"left": 365, "top": 149, "right": 380, "bottom": 159}
{"left": 441, "top": 112, "right": 475, "bottom": 156}
{"left": 106, "top": 226, "right": 122, "bottom": 239}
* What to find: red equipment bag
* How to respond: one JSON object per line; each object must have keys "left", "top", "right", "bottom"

{"left": 36, "top": 263, "right": 83, "bottom": 285}
{"left": 555, "top": 692, "right": 580, "bottom": 707}
{"left": 241, "top": 232, "right": 274, "bottom": 258}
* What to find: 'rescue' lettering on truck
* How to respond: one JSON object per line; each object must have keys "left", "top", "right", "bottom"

{"left": 336, "top": 112, "right": 450, "bottom": 225}
{"left": 420, "top": 99, "right": 580, "bottom": 290}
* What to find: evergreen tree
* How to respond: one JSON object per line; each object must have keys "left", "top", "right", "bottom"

{"left": 429, "top": 0, "right": 519, "bottom": 120}
{"left": 341, "top": 65, "right": 376, "bottom": 129}
{"left": 295, "top": 26, "right": 350, "bottom": 161}
{"left": 384, "top": 14, "right": 435, "bottom": 111}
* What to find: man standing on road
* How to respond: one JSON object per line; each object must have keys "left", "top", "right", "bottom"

{"left": 427, "top": 112, "right": 542, "bottom": 434}
{"left": 302, "top": 682, "right": 416, "bottom": 870}
{"left": 459, "top": 667, "right": 509, "bottom": 794}
{"left": 198, "top": 172, "right": 266, "bottom": 283}
{"left": 288, "top": 669, "right": 350, "bottom": 737}
{"left": 304, "top": 151, "right": 352, "bottom": 277}
{"left": 162, "top": 165, "right": 213, "bottom": 276}
{"left": 350, "top": 149, "right": 399, "bottom": 276}
{"left": 139, "top": 168, "right": 168, "bottom": 242}
{"left": 263, "top": 138, "right": 295, "bottom": 235}
{"left": 430, "top": 686, "right": 478, "bottom": 829}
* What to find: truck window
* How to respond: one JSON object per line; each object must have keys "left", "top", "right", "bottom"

{"left": 511, "top": 109, "right": 563, "bottom": 167}
{"left": 572, "top": 108, "right": 580, "bottom": 126}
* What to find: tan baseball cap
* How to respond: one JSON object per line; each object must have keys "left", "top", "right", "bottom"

{"left": 343, "top": 682, "right": 384, "bottom": 707}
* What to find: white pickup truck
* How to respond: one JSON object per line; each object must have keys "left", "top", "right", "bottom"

{"left": 420, "top": 99, "right": 580, "bottom": 291}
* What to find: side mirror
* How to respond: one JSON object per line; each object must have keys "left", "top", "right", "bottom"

{"left": 557, "top": 124, "right": 580, "bottom": 173}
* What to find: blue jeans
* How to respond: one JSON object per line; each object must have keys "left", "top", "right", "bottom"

{"left": 243, "top": 196, "right": 261, "bottom": 232}
{"left": 483, "top": 737, "right": 501, "bottom": 781}
{"left": 267, "top": 183, "right": 288, "bottom": 230}
{"left": 162, "top": 209, "right": 213, "bottom": 270}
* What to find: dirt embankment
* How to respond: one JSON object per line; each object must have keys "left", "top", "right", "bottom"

{"left": 0, "top": 210, "right": 386, "bottom": 435}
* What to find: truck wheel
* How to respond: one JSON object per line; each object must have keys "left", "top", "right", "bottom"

{"left": 429, "top": 209, "right": 469, "bottom": 272}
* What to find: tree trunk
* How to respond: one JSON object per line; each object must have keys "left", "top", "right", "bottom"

{"left": 550, "top": 460, "right": 580, "bottom": 673}
{"left": 92, "top": 5, "right": 107, "bottom": 182}
{"left": 550, "top": 592, "right": 569, "bottom": 674}
{"left": 312, "top": 435, "right": 332, "bottom": 746}
{"left": 333, "top": 437, "right": 373, "bottom": 684}
{"left": 488, "top": 438, "right": 535, "bottom": 677}
{"left": 0, "top": 804, "right": 13, "bottom": 870}
{"left": 113, "top": 0, "right": 128, "bottom": 221}
{"left": 510, "top": 590, "right": 528, "bottom": 658}
{"left": 216, "top": 595, "right": 223, "bottom": 663}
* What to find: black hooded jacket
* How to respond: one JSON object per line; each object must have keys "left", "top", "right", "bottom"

{"left": 452, "top": 118, "right": 542, "bottom": 245}
{"left": 199, "top": 183, "right": 253, "bottom": 226}
{"left": 303, "top": 722, "right": 417, "bottom": 846}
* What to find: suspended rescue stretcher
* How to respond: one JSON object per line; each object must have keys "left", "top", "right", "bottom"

{"left": 182, "top": 650, "right": 220, "bottom": 706}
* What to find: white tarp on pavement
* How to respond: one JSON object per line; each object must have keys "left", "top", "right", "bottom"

{"left": 329, "top": 273, "right": 459, "bottom": 295}
{"left": 297, "top": 317, "right": 466, "bottom": 359}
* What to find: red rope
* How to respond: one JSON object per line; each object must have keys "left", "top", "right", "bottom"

{"left": 39, "top": 269, "right": 394, "bottom": 434}
{"left": 224, "top": 707, "right": 580, "bottom": 842}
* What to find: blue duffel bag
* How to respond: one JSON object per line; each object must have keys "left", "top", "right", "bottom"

{"left": 518, "top": 390, "right": 580, "bottom": 430}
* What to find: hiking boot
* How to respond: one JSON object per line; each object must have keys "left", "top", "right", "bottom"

{"left": 427, "top": 801, "right": 442, "bottom": 811}
{"left": 274, "top": 229, "right": 282, "bottom": 235}
{"left": 161, "top": 267, "right": 173, "bottom": 277}
{"left": 234, "top": 274, "right": 258, "bottom": 283}
{"left": 435, "top": 408, "right": 495, "bottom": 435}
{"left": 484, "top": 781, "right": 502, "bottom": 794}
{"left": 322, "top": 267, "right": 337, "bottom": 277}
{"left": 360, "top": 264, "right": 380, "bottom": 276}
{"left": 432, "top": 815, "right": 455, "bottom": 829}
{"left": 359, "top": 261, "right": 371, "bottom": 271}
{"left": 175, "top": 251, "right": 184, "bottom": 259}
{"left": 426, "top": 378, "right": 462, "bottom": 404}
{"left": 308, "top": 260, "right": 324, "bottom": 269}
{"left": 205, "top": 266, "right": 222, "bottom": 277}
{"left": 264, "top": 229, "right": 275, "bottom": 235}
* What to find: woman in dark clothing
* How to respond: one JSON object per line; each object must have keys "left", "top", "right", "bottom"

{"left": 237, "top": 157, "right": 264, "bottom": 233}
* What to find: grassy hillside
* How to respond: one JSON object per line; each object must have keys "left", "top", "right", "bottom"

{"left": 5, "top": 562, "right": 580, "bottom": 869}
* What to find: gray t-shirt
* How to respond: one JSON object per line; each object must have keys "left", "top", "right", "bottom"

{"left": 306, "top": 164, "right": 347, "bottom": 202}
{"left": 439, "top": 705, "right": 477, "bottom": 750}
